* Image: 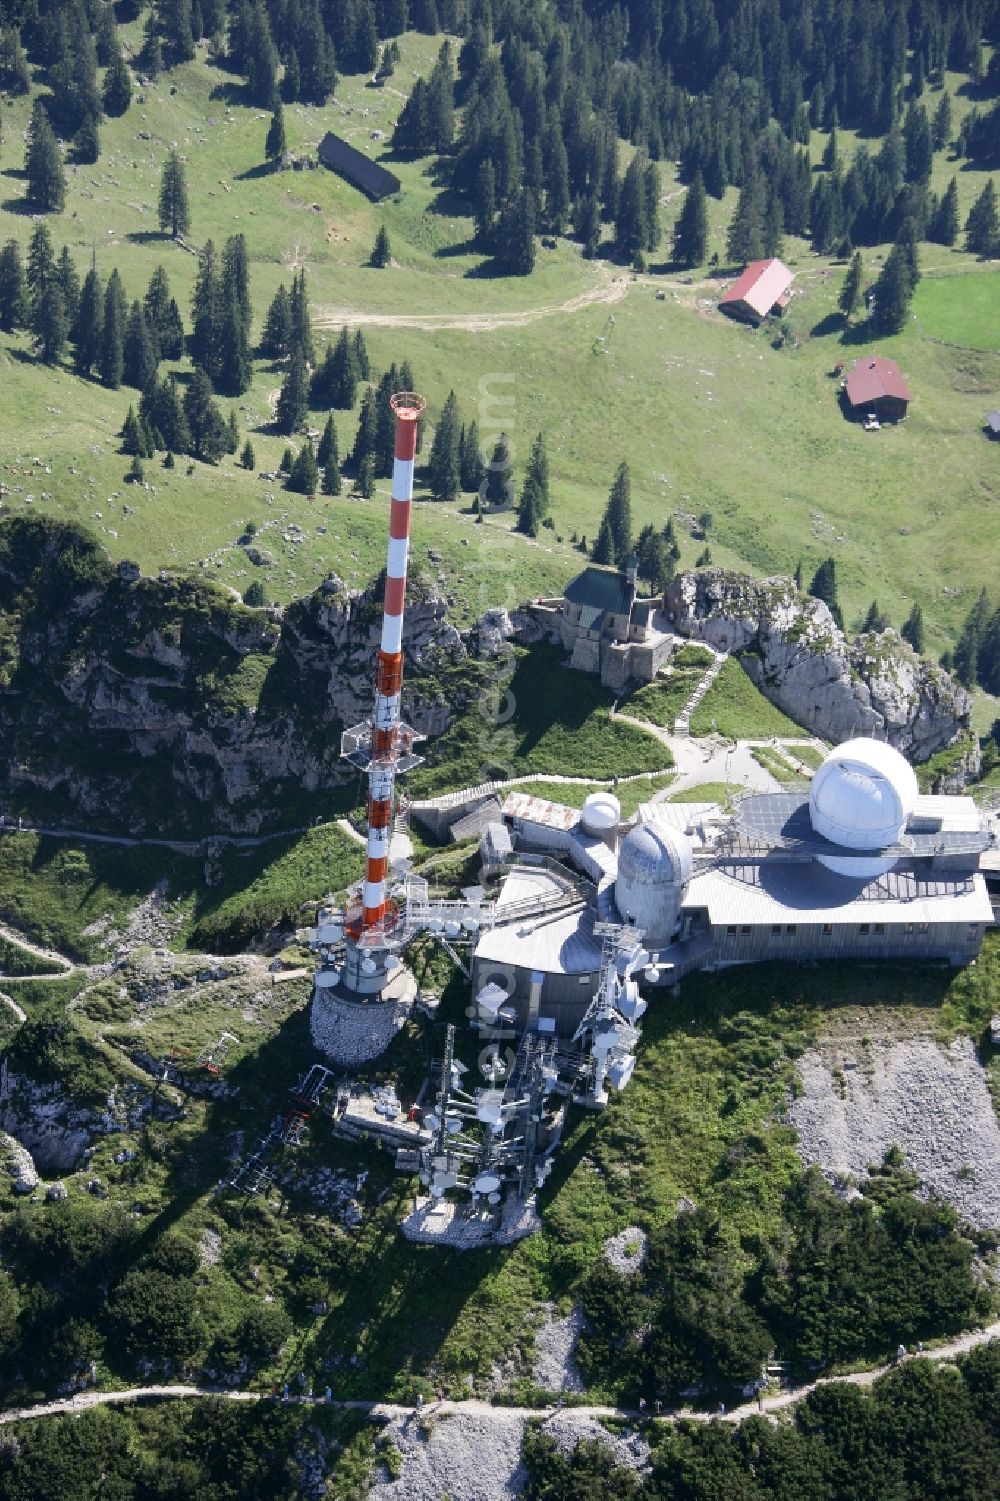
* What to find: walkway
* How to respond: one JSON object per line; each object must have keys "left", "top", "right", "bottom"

{"left": 0, "top": 1323, "right": 996, "bottom": 1431}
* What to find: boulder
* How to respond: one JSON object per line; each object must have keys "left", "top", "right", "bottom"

{"left": 665, "top": 569, "right": 973, "bottom": 766}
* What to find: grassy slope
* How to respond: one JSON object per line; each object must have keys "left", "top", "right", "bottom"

{"left": 0, "top": 45, "right": 995, "bottom": 646}
{"left": 689, "top": 657, "right": 804, "bottom": 737}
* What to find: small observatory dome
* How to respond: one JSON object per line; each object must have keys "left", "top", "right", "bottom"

{"left": 614, "top": 818, "right": 693, "bottom": 948}
{"left": 809, "top": 737, "right": 918, "bottom": 855}
{"left": 581, "top": 791, "right": 621, "bottom": 837}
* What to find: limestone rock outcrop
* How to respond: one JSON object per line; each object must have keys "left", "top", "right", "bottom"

{"left": 666, "top": 569, "right": 973, "bottom": 765}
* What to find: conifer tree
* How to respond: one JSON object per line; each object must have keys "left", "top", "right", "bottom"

{"left": 544, "top": 116, "right": 570, "bottom": 232}
{"left": 25, "top": 101, "right": 66, "bottom": 213}
{"left": 218, "top": 284, "right": 252, "bottom": 396}
{"left": 427, "top": 390, "right": 461, "bottom": 500}
{"left": 350, "top": 387, "right": 379, "bottom": 471}
{"left": 126, "top": 453, "right": 145, "bottom": 484}
{"left": 275, "top": 347, "right": 308, "bottom": 433}
{"left": 838, "top": 250, "right": 864, "bottom": 320}
{"left": 474, "top": 159, "right": 496, "bottom": 249}
{"left": 353, "top": 329, "right": 370, "bottom": 381}
{"left": 357, "top": 453, "right": 375, "bottom": 498}
{"left": 144, "top": 266, "right": 185, "bottom": 360}
{"left": 160, "top": 0, "right": 196, "bottom": 63}
{"left": 226, "top": 409, "right": 240, "bottom": 455}
{"left": 56, "top": 247, "right": 80, "bottom": 329}
{"left": 121, "top": 404, "right": 145, "bottom": 456}
{"left": 930, "top": 178, "right": 960, "bottom": 246}
{"left": 103, "top": 47, "right": 133, "bottom": 117}
{"left": 516, "top": 432, "right": 550, "bottom": 536}
{"left": 727, "top": 174, "right": 766, "bottom": 264}
{"left": 0, "top": 241, "right": 27, "bottom": 331}
{"left": 370, "top": 225, "right": 392, "bottom": 268}
{"left": 317, "top": 413, "right": 337, "bottom": 468}
{"left": 871, "top": 244, "right": 913, "bottom": 336}
{"left": 494, "top": 192, "right": 535, "bottom": 275}
{"left": 673, "top": 170, "right": 707, "bottom": 268}
{"left": 286, "top": 440, "right": 319, "bottom": 494}
{"left": 158, "top": 151, "right": 191, "bottom": 238}
{"left": 965, "top": 181, "right": 999, "bottom": 258}
{"left": 143, "top": 373, "right": 191, "bottom": 455}
{"left": 26, "top": 223, "right": 56, "bottom": 310}
{"left": 240, "top": 439, "right": 256, "bottom": 470}
{"left": 617, "top": 155, "right": 649, "bottom": 262}
{"left": 592, "top": 461, "right": 632, "bottom": 566}
{"left": 265, "top": 101, "right": 286, "bottom": 164}
{"left": 289, "top": 268, "right": 313, "bottom": 363}
{"left": 954, "top": 590, "right": 990, "bottom": 688}
{"left": 73, "top": 116, "right": 100, "bottom": 167}
{"left": 862, "top": 600, "right": 889, "bottom": 632}
{"left": 373, "top": 366, "right": 401, "bottom": 475}
{"left": 260, "top": 285, "right": 292, "bottom": 359}
{"left": 329, "top": 326, "right": 360, "bottom": 408}
{"left": 35, "top": 280, "right": 68, "bottom": 364}
{"left": 574, "top": 191, "right": 601, "bottom": 259}
{"left": 903, "top": 103, "right": 933, "bottom": 185}
{"left": 932, "top": 94, "right": 952, "bottom": 152}
{"left": 901, "top": 603, "right": 925, "bottom": 653}
{"left": 183, "top": 366, "right": 229, "bottom": 462}
{"left": 100, "top": 269, "right": 127, "bottom": 388}
{"left": 322, "top": 453, "right": 342, "bottom": 495}
{"left": 483, "top": 432, "right": 513, "bottom": 508}
{"left": 459, "top": 421, "right": 484, "bottom": 493}
{"left": 122, "top": 299, "right": 158, "bottom": 390}
{"left": 222, "top": 234, "right": 252, "bottom": 331}
{"left": 191, "top": 241, "right": 221, "bottom": 381}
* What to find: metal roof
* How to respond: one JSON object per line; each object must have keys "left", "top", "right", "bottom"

{"left": 844, "top": 357, "right": 912, "bottom": 408}
{"left": 503, "top": 791, "right": 580, "bottom": 831}
{"left": 719, "top": 258, "right": 793, "bottom": 318}
{"left": 735, "top": 792, "right": 988, "bottom": 857}
{"left": 317, "top": 132, "right": 401, "bottom": 200}
{"left": 475, "top": 869, "right": 603, "bottom": 976}
{"left": 688, "top": 863, "right": 994, "bottom": 927}
{"left": 988, "top": 411, "right": 1000, "bottom": 434}
{"left": 564, "top": 566, "right": 634, "bottom": 617}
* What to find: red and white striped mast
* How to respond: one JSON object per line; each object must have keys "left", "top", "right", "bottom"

{"left": 342, "top": 390, "right": 426, "bottom": 952}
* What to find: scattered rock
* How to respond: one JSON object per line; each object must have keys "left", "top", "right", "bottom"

{"left": 532, "top": 1304, "right": 587, "bottom": 1392}
{"left": 603, "top": 1225, "right": 647, "bottom": 1277}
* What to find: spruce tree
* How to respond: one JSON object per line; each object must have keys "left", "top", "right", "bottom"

{"left": 965, "top": 181, "right": 999, "bottom": 258}
{"left": 516, "top": 432, "right": 550, "bottom": 536}
{"left": 183, "top": 366, "right": 229, "bottom": 462}
{"left": 159, "top": 152, "right": 191, "bottom": 239}
{"left": 191, "top": 241, "right": 221, "bottom": 381}
{"left": 373, "top": 366, "right": 400, "bottom": 476}
{"left": 100, "top": 269, "right": 127, "bottom": 388}
{"left": 474, "top": 159, "right": 496, "bottom": 249}
{"left": 329, "top": 326, "right": 360, "bottom": 408}
{"left": 544, "top": 116, "right": 570, "bottom": 233}
{"left": 225, "top": 409, "right": 240, "bottom": 455}
{"left": 35, "top": 280, "right": 68, "bottom": 364}
{"left": 484, "top": 432, "right": 513, "bottom": 508}
{"left": 73, "top": 116, "right": 100, "bottom": 167}
{"left": 838, "top": 251, "right": 864, "bottom": 320}
{"left": 427, "top": 390, "right": 461, "bottom": 500}
{"left": 275, "top": 347, "right": 308, "bottom": 433}
{"left": 616, "top": 155, "right": 649, "bottom": 263}
{"left": 353, "top": 328, "right": 370, "bottom": 381}
{"left": 317, "top": 413, "right": 338, "bottom": 468}
{"left": 260, "top": 285, "right": 292, "bottom": 359}
{"left": 494, "top": 192, "right": 535, "bottom": 275}
{"left": 322, "top": 453, "right": 342, "bottom": 495}
{"left": 218, "top": 283, "right": 252, "bottom": 396}
{"left": 862, "top": 600, "right": 889, "bottom": 632}
{"left": 0, "top": 241, "right": 27, "bottom": 331}
{"left": 350, "top": 387, "right": 379, "bottom": 471}
{"left": 903, "top": 103, "right": 932, "bottom": 185}
{"left": 592, "top": 461, "right": 632, "bottom": 566}
{"left": 103, "top": 47, "right": 133, "bottom": 117}
{"left": 289, "top": 268, "right": 313, "bottom": 363}
{"left": 126, "top": 454, "right": 145, "bottom": 484}
{"left": 871, "top": 245, "right": 913, "bottom": 336}
{"left": 26, "top": 223, "right": 56, "bottom": 310}
{"left": 56, "top": 247, "right": 80, "bottom": 329}
{"left": 726, "top": 174, "right": 766, "bottom": 264}
{"left": 674, "top": 170, "right": 707, "bottom": 268}
{"left": 120, "top": 404, "right": 145, "bottom": 455}
{"left": 144, "top": 266, "right": 185, "bottom": 359}
{"left": 901, "top": 603, "right": 925, "bottom": 653}
{"left": 25, "top": 101, "right": 66, "bottom": 213}
{"left": 370, "top": 225, "right": 392, "bottom": 268}
{"left": 222, "top": 234, "right": 252, "bottom": 331}
{"left": 123, "top": 300, "right": 159, "bottom": 390}
{"left": 240, "top": 439, "right": 256, "bottom": 470}
{"left": 459, "top": 421, "right": 484, "bottom": 493}
{"left": 930, "top": 178, "right": 960, "bottom": 246}
{"left": 954, "top": 590, "right": 990, "bottom": 688}
{"left": 285, "top": 439, "right": 319, "bottom": 494}
{"left": 265, "top": 101, "right": 286, "bottom": 164}
{"left": 357, "top": 453, "right": 375, "bottom": 498}
{"left": 932, "top": 94, "right": 952, "bottom": 152}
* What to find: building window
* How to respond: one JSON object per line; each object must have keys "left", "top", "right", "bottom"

{"left": 874, "top": 923, "right": 885, "bottom": 935}
{"left": 968, "top": 924, "right": 980, "bottom": 940}
{"left": 726, "top": 925, "right": 737, "bottom": 935}
{"left": 786, "top": 924, "right": 796, "bottom": 934}
{"left": 740, "top": 925, "right": 751, "bottom": 935}
{"left": 822, "top": 923, "right": 833, "bottom": 936}
{"left": 859, "top": 923, "right": 870, "bottom": 935}
{"left": 917, "top": 923, "right": 929, "bottom": 935}
{"left": 771, "top": 924, "right": 782, "bottom": 935}
{"left": 904, "top": 923, "right": 914, "bottom": 935}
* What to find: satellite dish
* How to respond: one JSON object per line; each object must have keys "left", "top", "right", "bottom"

{"left": 425, "top": 1112, "right": 440, "bottom": 1132}
{"left": 445, "top": 921, "right": 461, "bottom": 938}
{"left": 429, "top": 920, "right": 443, "bottom": 934}
{"left": 644, "top": 966, "right": 660, "bottom": 984}
{"left": 360, "top": 957, "right": 377, "bottom": 976}
{"left": 474, "top": 1172, "right": 501, "bottom": 1194}
{"left": 419, "top": 1172, "right": 430, "bottom": 1186}
{"left": 477, "top": 1100, "right": 504, "bottom": 1126}
{"left": 444, "top": 1112, "right": 462, "bottom": 1134}
{"left": 430, "top": 1183, "right": 445, "bottom": 1197}
{"left": 487, "top": 1192, "right": 501, "bottom": 1205}
{"left": 463, "top": 917, "right": 479, "bottom": 933}
{"left": 314, "top": 970, "right": 339, "bottom": 989}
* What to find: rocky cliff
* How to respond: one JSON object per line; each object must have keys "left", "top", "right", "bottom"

{"left": 0, "top": 517, "right": 468, "bottom": 834}
{"left": 665, "top": 569, "right": 975, "bottom": 765}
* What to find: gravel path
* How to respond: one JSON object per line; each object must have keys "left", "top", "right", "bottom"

{"left": 790, "top": 1036, "right": 1000, "bottom": 1228}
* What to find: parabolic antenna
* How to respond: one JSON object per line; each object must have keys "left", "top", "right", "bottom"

{"left": 444, "top": 1112, "right": 462, "bottom": 1134}
{"left": 644, "top": 966, "right": 661, "bottom": 984}
{"left": 425, "top": 1112, "right": 440, "bottom": 1132}
{"left": 445, "top": 920, "right": 462, "bottom": 938}
{"left": 360, "top": 957, "right": 377, "bottom": 976}
{"left": 474, "top": 1172, "right": 501, "bottom": 1195}
{"left": 314, "top": 970, "right": 339, "bottom": 989}
{"left": 487, "top": 1192, "right": 501, "bottom": 1205}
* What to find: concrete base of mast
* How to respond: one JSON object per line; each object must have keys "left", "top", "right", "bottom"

{"left": 310, "top": 945, "right": 418, "bottom": 1066}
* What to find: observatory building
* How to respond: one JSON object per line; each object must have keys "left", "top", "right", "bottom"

{"left": 471, "top": 737, "right": 994, "bottom": 1036}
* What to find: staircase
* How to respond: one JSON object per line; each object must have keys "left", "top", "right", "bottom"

{"left": 674, "top": 652, "right": 727, "bottom": 738}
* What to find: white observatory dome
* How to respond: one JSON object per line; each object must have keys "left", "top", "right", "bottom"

{"left": 809, "top": 737, "right": 918, "bottom": 851}
{"left": 581, "top": 791, "right": 621, "bottom": 836}
{"left": 614, "top": 818, "right": 693, "bottom": 947}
